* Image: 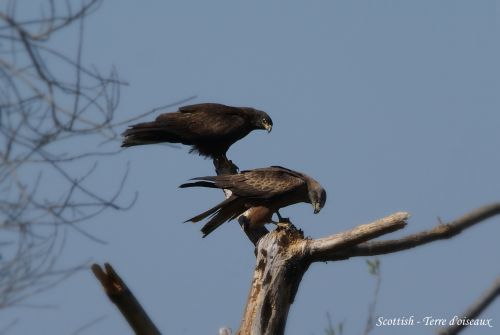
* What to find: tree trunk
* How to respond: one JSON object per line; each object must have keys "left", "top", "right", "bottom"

{"left": 237, "top": 226, "right": 309, "bottom": 335}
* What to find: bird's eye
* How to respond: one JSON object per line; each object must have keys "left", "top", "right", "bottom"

{"left": 262, "top": 118, "right": 267, "bottom": 124}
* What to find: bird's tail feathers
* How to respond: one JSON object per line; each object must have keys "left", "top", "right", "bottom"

{"left": 201, "top": 200, "right": 243, "bottom": 237}
{"left": 183, "top": 197, "right": 244, "bottom": 237}
{"left": 121, "top": 122, "right": 183, "bottom": 147}
{"left": 179, "top": 176, "right": 217, "bottom": 189}
{"left": 179, "top": 181, "right": 217, "bottom": 189}
{"left": 184, "top": 197, "right": 234, "bottom": 223}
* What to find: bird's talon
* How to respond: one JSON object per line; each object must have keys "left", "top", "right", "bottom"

{"left": 276, "top": 221, "right": 291, "bottom": 229}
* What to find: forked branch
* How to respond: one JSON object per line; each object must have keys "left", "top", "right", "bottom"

{"left": 317, "top": 203, "right": 500, "bottom": 262}
{"left": 92, "top": 192, "right": 499, "bottom": 335}
{"left": 237, "top": 203, "right": 500, "bottom": 334}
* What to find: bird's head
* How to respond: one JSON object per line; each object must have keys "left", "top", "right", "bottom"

{"left": 249, "top": 109, "right": 273, "bottom": 133}
{"left": 308, "top": 180, "right": 327, "bottom": 214}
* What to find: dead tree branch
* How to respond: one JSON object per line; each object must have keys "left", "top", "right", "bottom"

{"left": 92, "top": 263, "right": 161, "bottom": 335}
{"left": 315, "top": 203, "right": 500, "bottom": 261}
{"left": 438, "top": 276, "right": 500, "bottom": 335}
{"left": 307, "top": 212, "right": 409, "bottom": 261}
{"left": 235, "top": 203, "right": 500, "bottom": 335}
{"left": 237, "top": 226, "right": 308, "bottom": 335}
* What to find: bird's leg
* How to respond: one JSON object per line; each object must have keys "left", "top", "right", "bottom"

{"left": 239, "top": 215, "right": 251, "bottom": 232}
{"left": 225, "top": 156, "right": 239, "bottom": 174}
{"left": 273, "top": 210, "right": 293, "bottom": 229}
{"left": 213, "top": 155, "right": 239, "bottom": 175}
{"left": 275, "top": 210, "right": 290, "bottom": 224}
{"left": 269, "top": 212, "right": 282, "bottom": 225}
{"left": 276, "top": 210, "right": 282, "bottom": 221}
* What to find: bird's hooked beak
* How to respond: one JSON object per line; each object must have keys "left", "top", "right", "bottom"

{"left": 264, "top": 123, "right": 272, "bottom": 133}
{"left": 313, "top": 202, "right": 321, "bottom": 214}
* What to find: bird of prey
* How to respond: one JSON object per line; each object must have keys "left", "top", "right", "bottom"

{"left": 180, "top": 166, "right": 327, "bottom": 237}
{"left": 121, "top": 103, "right": 273, "bottom": 164}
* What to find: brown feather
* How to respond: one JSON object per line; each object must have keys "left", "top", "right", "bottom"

{"left": 122, "top": 103, "right": 273, "bottom": 159}
{"left": 200, "top": 198, "right": 246, "bottom": 237}
{"left": 182, "top": 166, "right": 327, "bottom": 236}
{"left": 184, "top": 197, "right": 236, "bottom": 223}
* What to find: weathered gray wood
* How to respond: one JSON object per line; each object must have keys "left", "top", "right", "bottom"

{"left": 212, "top": 157, "right": 500, "bottom": 335}
{"left": 219, "top": 327, "right": 232, "bottom": 335}
{"left": 307, "top": 212, "right": 409, "bottom": 262}
{"left": 235, "top": 213, "right": 409, "bottom": 335}
{"left": 237, "top": 225, "right": 309, "bottom": 335}
{"left": 234, "top": 203, "right": 500, "bottom": 334}
{"left": 319, "top": 203, "right": 500, "bottom": 261}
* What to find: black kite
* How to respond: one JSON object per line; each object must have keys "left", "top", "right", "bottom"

{"left": 180, "top": 166, "right": 327, "bottom": 237}
{"left": 122, "top": 103, "right": 272, "bottom": 164}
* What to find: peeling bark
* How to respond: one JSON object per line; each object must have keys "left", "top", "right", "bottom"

{"left": 237, "top": 225, "right": 309, "bottom": 335}
{"left": 234, "top": 204, "right": 500, "bottom": 334}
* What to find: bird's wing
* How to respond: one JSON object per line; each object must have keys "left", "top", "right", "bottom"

{"left": 214, "top": 167, "right": 305, "bottom": 199}
{"left": 178, "top": 103, "right": 233, "bottom": 113}
{"left": 153, "top": 106, "right": 246, "bottom": 138}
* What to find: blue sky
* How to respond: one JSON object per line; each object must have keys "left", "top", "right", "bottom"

{"left": 4, "top": 1, "right": 499, "bottom": 334}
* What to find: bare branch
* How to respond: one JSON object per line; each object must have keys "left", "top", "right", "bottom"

{"left": 72, "top": 316, "right": 107, "bottom": 335}
{"left": 0, "top": 0, "right": 133, "bottom": 309}
{"left": 363, "top": 258, "right": 381, "bottom": 335}
{"left": 236, "top": 203, "right": 499, "bottom": 334}
{"left": 110, "top": 95, "right": 197, "bottom": 128}
{"left": 438, "top": 276, "right": 500, "bottom": 335}
{"left": 91, "top": 263, "right": 161, "bottom": 335}
{"left": 307, "top": 212, "right": 409, "bottom": 262}
{"left": 323, "top": 203, "right": 500, "bottom": 261}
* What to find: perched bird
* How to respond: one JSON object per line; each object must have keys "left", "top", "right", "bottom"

{"left": 180, "top": 166, "right": 327, "bottom": 237}
{"left": 121, "top": 103, "right": 273, "bottom": 164}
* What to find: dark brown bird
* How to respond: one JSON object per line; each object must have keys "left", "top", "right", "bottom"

{"left": 121, "top": 103, "right": 272, "bottom": 163}
{"left": 180, "top": 166, "right": 327, "bottom": 237}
